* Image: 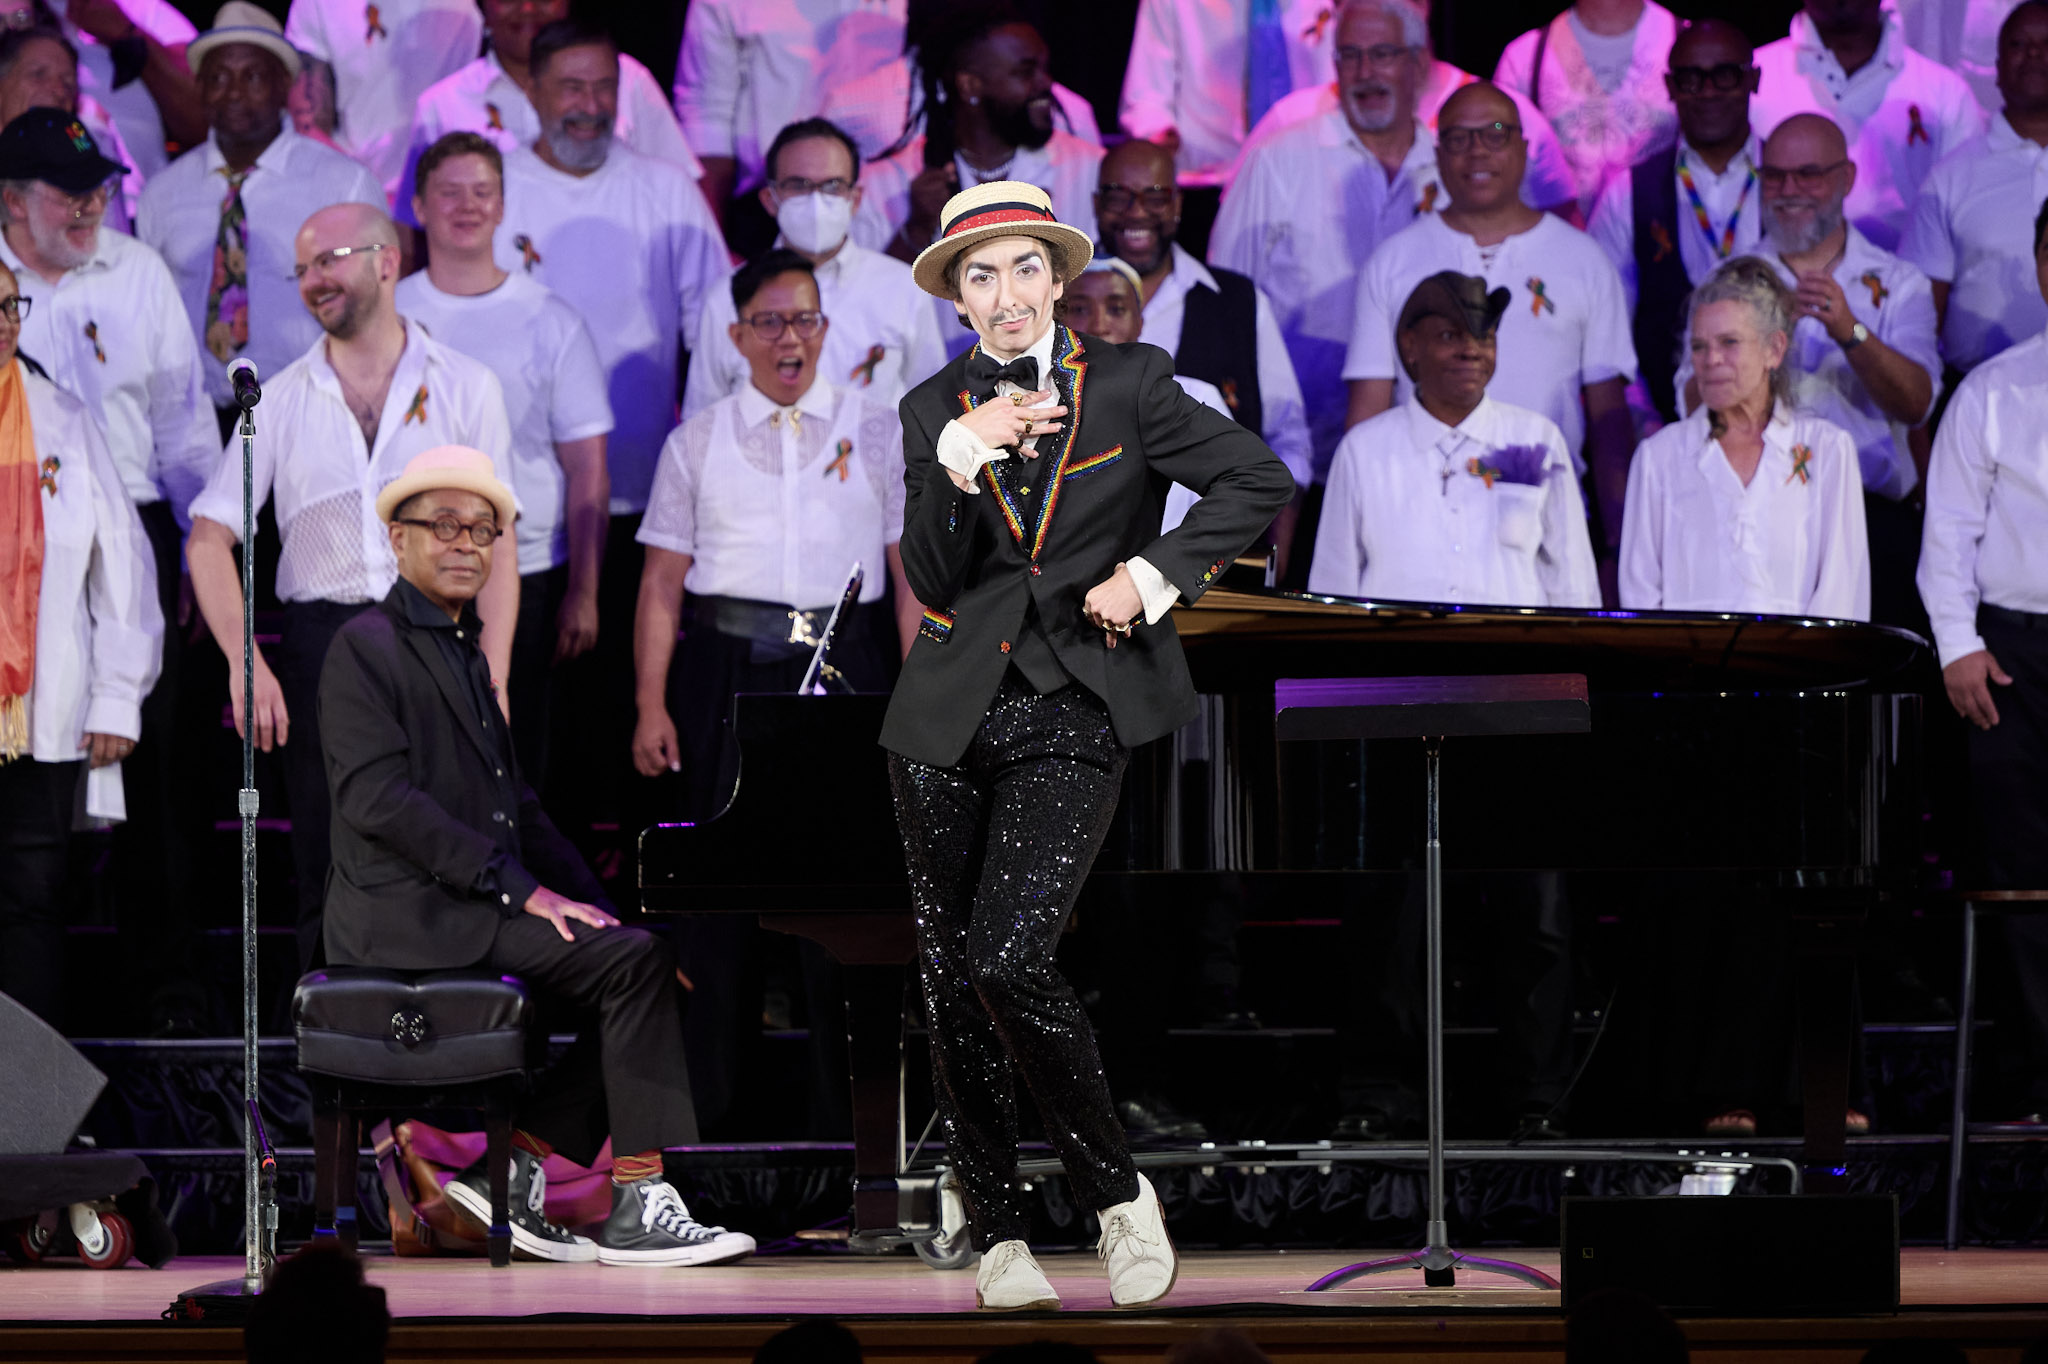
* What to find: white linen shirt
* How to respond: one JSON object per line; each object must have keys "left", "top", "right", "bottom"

{"left": 395, "top": 270, "right": 613, "bottom": 575}
{"left": 639, "top": 378, "right": 903, "bottom": 605}
{"left": 1676, "top": 229, "right": 1941, "bottom": 500}
{"left": 1620, "top": 405, "right": 1870, "bottom": 620}
{"left": 1916, "top": 329, "right": 2048, "bottom": 666}
{"left": 673, "top": 0, "right": 908, "bottom": 192}
{"left": 1308, "top": 395, "right": 1598, "bottom": 607}
{"left": 67, "top": 0, "right": 195, "bottom": 183}
{"left": 851, "top": 131, "right": 1103, "bottom": 255}
{"left": 188, "top": 323, "right": 515, "bottom": 604}
{"left": 493, "top": 143, "right": 730, "bottom": 516}
{"left": 1900, "top": 113, "right": 2048, "bottom": 372}
{"left": 1752, "top": 9, "right": 1986, "bottom": 252}
{"left": 23, "top": 367, "right": 161, "bottom": 763}
{"left": 1493, "top": 1, "right": 1680, "bottom": 218}
{"left": 0, "top": 227, "right": 217, "bottom": 523}
{"left": 1589, "top": 134, "right": 1765, "bottom": 312}
{"left": 683, "top": 238, "right": 944, "bottom": 421}
{"left": 285, "top": 0, "right": 484, "bottom": 194}
{"left": 1341, "top": 212, "right": 1639, "bottom": 464}
{"left": 1137, "top": 244, "right": 1311, "bottom": 486}
{"left": 137, "top": 123, "right": 386, "bottom": 409}
{"left": 396, "top": 51, "right": 701, "bottom": 227}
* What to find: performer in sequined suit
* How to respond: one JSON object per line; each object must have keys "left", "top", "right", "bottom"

{"left": 881, "top": 181, "right": 1292, "bottom": 1311}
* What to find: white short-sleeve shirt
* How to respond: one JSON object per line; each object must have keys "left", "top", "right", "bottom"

{"left": 1308, "top": 395, "right": 1598, "bottom": 608}
{"left": 1341, "top": 212, "right": 1639, "bottom": 463}
{"left": 137, "top": 124, "right": 387, "bottom": 408}
{"left": 1899, "top": 114, "right": 2048, "bottom": 372}
{"left": 188, "top": 323, "right": 516, "bottom": 604}
{"left": 493, "top": 143, "right": 730, "bottom": 516}
{"left": 396, "top": 271, "right": 614, "bottom": 574}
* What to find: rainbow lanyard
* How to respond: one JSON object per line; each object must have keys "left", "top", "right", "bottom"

{"left": 1676, "top": 150, "right": 1757, "bottom": 261}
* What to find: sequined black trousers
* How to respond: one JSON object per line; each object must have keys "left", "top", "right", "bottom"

{"left": 888, "top": 676, "right": 1141, "bottom": 1250}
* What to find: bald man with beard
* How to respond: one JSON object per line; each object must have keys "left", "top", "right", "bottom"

{"left": 187, "top": 200, "right": 517, "bottom": 966}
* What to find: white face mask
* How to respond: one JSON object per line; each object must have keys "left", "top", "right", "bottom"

{"left": 776, "top": 191, "right": 854, "bottom": 255}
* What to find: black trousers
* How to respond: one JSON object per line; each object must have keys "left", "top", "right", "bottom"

{"left": 889, "top": 675, "right": 1140, "bottom": 1250}
{"left": 509, "top": 563, "right": 568, "bottom": 798}
{"left": 548, "top": 514, "right": 642, "bottom": 850}
{"left": 482, "top": 914, "right": 698, "bottom": 1163}
{"left": 1972, "top": 609, "right": 2048, "bottom": 1106}
{"left": 273, "top": 599, "right": 369, "bottom": 969}
{"left": 0, "top": 758, "right": 81, "bottom": 1026}
{"left": 1865, "top": 492, "right": 1929, "bottom": 635}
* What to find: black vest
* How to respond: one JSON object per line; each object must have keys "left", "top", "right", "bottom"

{"left": 1174, "top": 266, "right": 1265, "bottom": 438}
{"left": 1630, "top": 143, "right": 1691, "bottom": 425}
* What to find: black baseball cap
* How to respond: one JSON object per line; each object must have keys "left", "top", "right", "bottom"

{"left": 0, "top": 108, "right": 127, "bottom": 195}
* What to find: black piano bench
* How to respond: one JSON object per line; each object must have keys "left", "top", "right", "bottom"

{"left": 292, "top": 968, "right": 535, "bottom": 1267}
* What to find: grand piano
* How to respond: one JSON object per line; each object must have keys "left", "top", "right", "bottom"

{"left": 640, "top": 576, "right": 1929, "bottom": 1244}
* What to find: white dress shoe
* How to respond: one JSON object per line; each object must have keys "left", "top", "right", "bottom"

{"left": 1098, "top": 1174, "right": 1176, "bottom": 1307}
{"left": 975, "top": 1239, "right": 1060, "bottom": 1310}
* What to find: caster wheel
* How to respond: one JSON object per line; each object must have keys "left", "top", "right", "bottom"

{"left": 7, "top": 1214, "right": 56, "bottom": 1263}
{"left": 74, "top": 1210, "right": 134, "bottom": 1270}
{"left": 1423, "top": 1265, "right": 1456, "bottom": 1288}
{"left": 913, "top": 1171, "right": 978, "bottom": 1272}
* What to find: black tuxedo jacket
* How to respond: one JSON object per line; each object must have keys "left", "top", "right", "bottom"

{"left": 318, "top": 590, "right": 609, "bottom": 970}
{"left": 881, "top": 325, "right": 1294, "bottom": 767}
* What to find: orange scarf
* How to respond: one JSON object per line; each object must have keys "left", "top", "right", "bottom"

{"left": 0, "top": 359, "right": 41, "bottom": 762}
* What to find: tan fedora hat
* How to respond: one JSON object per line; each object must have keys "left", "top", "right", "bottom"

{"left": 188, "top": 1, "right": 303, "bottom": 81}
{"left": 911, "top": 180, "right": 1094, "bottom": 300}
{"left": 375, "top": 446, "right": 517, "bottom": 531}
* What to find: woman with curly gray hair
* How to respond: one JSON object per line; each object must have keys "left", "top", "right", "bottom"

{"left": 1618, "top": 255, "right": 1870, "bottom": 621}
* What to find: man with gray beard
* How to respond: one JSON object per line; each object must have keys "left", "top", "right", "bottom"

{"left": 1675, "top": 112, "right": 1940, "bottom": 626}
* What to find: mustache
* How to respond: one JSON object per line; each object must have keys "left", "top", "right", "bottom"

{"left": 1350, "top": 81, "right": 1393, "bottom": 99}
{"left": 986, "top": 305, "right": 1035, "bottom": 326}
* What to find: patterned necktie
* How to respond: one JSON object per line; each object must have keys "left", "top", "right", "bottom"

{"left": 1246, "top": 0, "right": 1292, "bottom": 130}
{"left": 204, "top": 169, "right": 250, "bottom": 364}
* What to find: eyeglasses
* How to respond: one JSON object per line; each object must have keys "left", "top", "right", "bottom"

{"left": 1439, "top": 121, "right": 1520, "bottom": 154}
{"left": 293, "top": 242, "right": 389, "bottom": 280}
{"left": 0, "top": 7, "right": 35, "bottom": 30}
{"left": 1758, "top": 160, "right": 1848, "bottom": 192}
{"left": 1669, "top": 62, "right": 1755, "bottom": 95}
{"left": 1097, "top": 184, "right": 1174, "bottom": 215}
{"left": 1336, "top": 43, "right": 1417, "bottom": 69}
{"left": 741, "top": 309, "right": 825, "bottom": 341}
{"left": 397, "top": 515, "right": 500, "bottom": 547}
{"left": 33, "top": 180, "right": 112, "bottom": 217}
{"left": 769, "top": 175, "right": 854, "bottom": 198}
{"left": 0, "top": 295, "right": 31, "bottom": 321}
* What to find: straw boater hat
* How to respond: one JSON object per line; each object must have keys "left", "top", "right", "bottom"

{"left": 376, "top": 446, "right": 517, "bottom": 531}
{"left": 187, "top": 1, "right": 303, "bottom": 80}
{"left": 911, "top": 180, "right": 1095, "bottom": 300}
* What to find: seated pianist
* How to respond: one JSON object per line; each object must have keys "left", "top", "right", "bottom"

{"left": 1619, "top": 256, "right": 1870, "bottom": 621}
{"left": 317, "top": 446, "right": 753, "bottom": 1269}
{"left": 1306, "top": 271, "right": 1599, "bottom": 608}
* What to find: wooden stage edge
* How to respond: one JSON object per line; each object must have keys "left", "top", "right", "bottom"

{"left": 6, "top": 1248, "right": 2048, "bottom": 1363}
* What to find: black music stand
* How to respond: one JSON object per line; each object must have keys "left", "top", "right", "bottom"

{"left": 1276, "top": 675, "right": 1590, "bottom": 1291}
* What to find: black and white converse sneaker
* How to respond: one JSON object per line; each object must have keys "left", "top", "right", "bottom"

{"left": 596, "top": 1178, "right": 755, "bottom": 1267}
{"left": 443, "top": 1149, "right": 597, "bottom": 1262}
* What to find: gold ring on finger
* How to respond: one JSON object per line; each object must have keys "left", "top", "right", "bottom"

{"left": 1022, "top": 419, "right": 1033, "bottom": 437}
{"left": 1011, "top": 393, "right": 1026, "bottom": 406}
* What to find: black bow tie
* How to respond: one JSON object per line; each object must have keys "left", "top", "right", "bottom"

{"left": 966, "top": 350, "right": 1040, "bottom": 396}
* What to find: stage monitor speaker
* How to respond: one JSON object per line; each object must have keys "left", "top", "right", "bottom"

{"left": 1561, "top": 1195, "right": 1899, "bottom": 1315}
{"left": 0, "top": 990, "right": 107, "bottom": 1155}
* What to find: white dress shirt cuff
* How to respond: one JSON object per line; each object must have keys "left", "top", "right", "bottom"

{"left": 1933, "top": 626, "right": 1990, "bottom": 672}
{"left": 1125, "top": 556, "right": 1182, "bottom": 625}
{"left": 937, "top": 419, "right": 1005, "bottom": 492}
{"left": 83, "top": 694, "right": 143, "bottom": 742}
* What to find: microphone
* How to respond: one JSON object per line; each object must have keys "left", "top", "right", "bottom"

{"left": 227, "top": 357, "right": 261, "bottom": 410}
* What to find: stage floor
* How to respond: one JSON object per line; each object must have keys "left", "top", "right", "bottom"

{"left": 6, "top": 1248, "right": 2048, "bottom": 1362}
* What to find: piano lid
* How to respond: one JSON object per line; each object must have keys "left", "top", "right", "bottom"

{"left": 1174, "top": 587, "right": 1928, "bottom": 692}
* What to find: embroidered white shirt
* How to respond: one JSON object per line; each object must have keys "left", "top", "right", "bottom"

{"left": 1589, "top": 133, "right": 1765, "bottom": 311}
{"left": 188, "top": 323, "right": 516, "bottom": 604}
{"left": 1308, "top": 395, "right": 1598, "bottom": 607}
{"left": 1900, "top": 112, "right": 2048, "bottom": 372}
{"left": 137, "top": 122, "right": 386, "bottom": 408}
{"left": 1917, "top": 329, "right": 2048, "bottom": 666}
{"left": 1620, "top": 405, "right": 1870, "bottom": 620}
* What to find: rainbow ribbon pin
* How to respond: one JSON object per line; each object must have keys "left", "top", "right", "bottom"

{"left": 825, "top": 438, "right": 853, "bottom": 481}
{"left": 1907, "top": 104, "right": 1928, "bottom": 147}
{"left": 403, "top": 384, "right": 428, "bottom": 426}
{"left": 1527, "top": 278, "right": 1554, "bottom": 316}
{"left": 1860, "top": 272, "right": 1889, "bottom": 307}
{"left": 850, "top": 344, "right": 885, "bottom": 387}
{"left": 1787, "top": 443, "right": 1812, "bottom": 486}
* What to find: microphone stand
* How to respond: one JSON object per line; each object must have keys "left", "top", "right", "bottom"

{"left": 235, "top": 396, "right": 265, "bottom": 1294}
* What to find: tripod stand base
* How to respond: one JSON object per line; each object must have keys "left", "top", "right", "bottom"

{"left": 1307, "top": 1251, "right": 1561, "bottom": 1292}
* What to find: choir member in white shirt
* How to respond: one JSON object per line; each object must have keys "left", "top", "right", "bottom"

{"left": 1901, "top": 2, "right": 2048, "bottom": 375}
{"left": 1751, "top": 0, "right": 1985, "bottom": 253}
{"left": 0, "top": 256, "right": 160, "bottom": 1028}
{"left": 1621, "top": 256, "right": 1870, "bottom": 620}
{"left": 399, "top": 132, "right": 612, "bottom": 799}
{"left": 1895, "top": 0, "right": 2024, "bottom": 113}
{"left": 684, "top": 118, "right": 944, "bottom": 420}
{"left": 1313, "top": 271, "right": 1599, "bottom": 607}
{"left": 396, "top": 0, "right": 700, "bottom": 230}
{"left": 187, "top": 202, "right": 516, "bottom": 966}
{"left": 1494, "top": 0, "right": 1681, "bottom": 218}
